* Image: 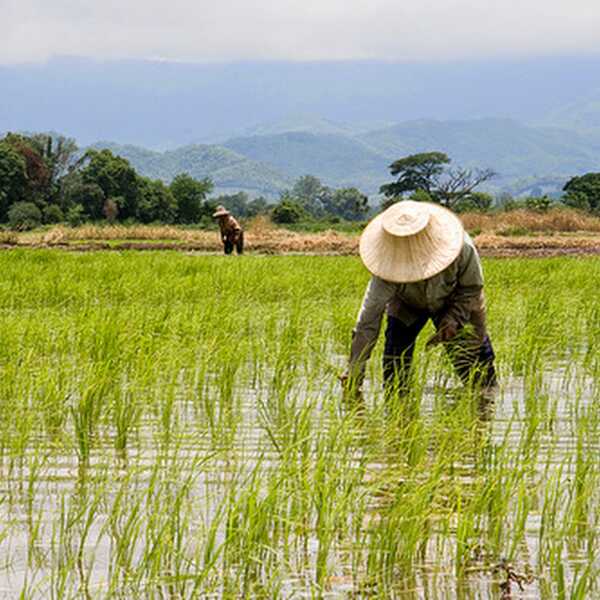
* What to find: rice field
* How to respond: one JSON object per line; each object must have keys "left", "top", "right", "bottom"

{"left": 0, "top": 250, "right": 598, "bottom": 598}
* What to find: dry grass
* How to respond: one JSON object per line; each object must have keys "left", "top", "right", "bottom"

{"left": 5, "top": 208, "right": 600, "bottom": 255}
{"left": 461, "top": 208, "right": 600, "bottom": 234}
{"left": 0, "top": 231, "right": 18, "bottom": 245}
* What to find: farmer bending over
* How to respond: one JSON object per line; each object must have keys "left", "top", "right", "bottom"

{"left": 213, "top": 205, "right": 244, "bottom": 255}
{"left": 342, "top": 200, "right": 496, "bottom": 401}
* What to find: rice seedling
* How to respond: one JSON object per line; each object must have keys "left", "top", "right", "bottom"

{"left": 0, "top": 249, "right": 598, "bottom": 597}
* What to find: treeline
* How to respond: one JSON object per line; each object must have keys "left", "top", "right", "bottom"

{"left": 378, "top": 151, "right": 600, "bottom": 214}
{"left": 0, "top": 133, "right": 216, "bottom": 230}
{"left": 0, "top": 132, "right": 369, "bottom": 229}
{"left": 2, "top": 134, "right": 599, "bottom": 231}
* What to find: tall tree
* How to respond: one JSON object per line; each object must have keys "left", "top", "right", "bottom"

{"left": 290, "top": 175, "right": 330, "bottom": 217}
{"left": 3, "top": 133, "right": 51, "bottom": 205}
{"left": 137, "top": 178, "right": 178, "bottom": 223}
{"left": 380, "top": 151, "right": 494, "bottom": 210}
{"left": 323, "top": 187, "right": 369, "bottom": 221}
{"left": 380, "top": 152, "right": 450, "bottom": 198}
{"left": 563, "top": 173, "right": 600, "bottom": 212}
{"left": 0, "top": 142, "right": 28, "bottom": 221}
{"left": 169, "top": 173, "right": 213, "bottom": 223}
{"left": 80, "top": 149, "right": 140, "bottom": 220}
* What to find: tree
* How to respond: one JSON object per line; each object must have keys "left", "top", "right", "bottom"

{"left": 380, "top": 152, "right": 450, "bottom": 198}
{"left": 170, "top": 173, "right": 213, "bottom": 224}
{"left": 435, "top": 167, "right": 496, "bottom": 209}
{"left": 380, "top": 151, "right": 495, "bottom": 211}
{"left": 43, "top": 204, "right": 64, "bottom": 224}
{"left": 137, "top": 178, "right": 177, "bottom": 223}
{"left": 325, "top": 188, "right": 369, "bottom": 221}
{"left": 563, "top": 173, "right": 600, "bottom": 212}
{"left": 0, "top": 142, "right": 28, "bottom": 221}
{"left": 291, "top": 175, "right": 329, "bottom": 216}
{"left": 3, "top": 134, "right": 51, "bottom": 205}
{"left": 212, "top": 191, "right": 251, "bottom": 217}
{"left": 524, "top": 195, "right": 552, "bottom": 212}
{"left": 453, "top": 191, "right": 494, "bottom": 213}
{"left": 7, "top": 201, "right": 42, "bottom": 230}
{"left": 271, "top": 199, "right": 306, "bottom": 224}
{"left": 103, "top": 198, "right": 120, "bottom": 223}
{"left": 67, "top": 204, "right": 85, "bottom": 227}
{"left": 64, "top": 180, "right": 106, "bottom": 220}
{"left": 33, "top": 134, "right": 78, "bottom": 189}
{"left": 247, "top": 196, "right": 270, "bottom": 217}
{"left": 80, "top": 149, "right": 140, "bottom": 220}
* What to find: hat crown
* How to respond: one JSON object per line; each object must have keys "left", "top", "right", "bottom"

{"left": 381, "top": 201, "right": 430, "bottom": 237}
{"left": 359, "top": 200, "right": 464, "bottom": 283}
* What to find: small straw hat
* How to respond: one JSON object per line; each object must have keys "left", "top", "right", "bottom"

{"left": 212, "top": 205, "right": 230, "bottom": 218}
{"left": 359, "top": 200, "right": 464, "bottom": 282}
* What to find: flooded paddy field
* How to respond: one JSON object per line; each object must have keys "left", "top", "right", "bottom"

{"left": 0, "top": 250, "right": 598, "bottom": 598}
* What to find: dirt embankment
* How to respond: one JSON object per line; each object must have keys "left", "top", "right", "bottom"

{"left": 2, "top": 210, "right": 600, "bottom": 257}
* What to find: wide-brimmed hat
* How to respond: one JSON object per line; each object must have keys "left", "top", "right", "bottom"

{"left": 212, "top": 205, "right": 230, "bottom": 218}
{"left": 359, "top": 200, "right": 464, "bottom": 283}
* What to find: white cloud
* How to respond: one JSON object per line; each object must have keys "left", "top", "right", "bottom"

{"left": 2, "top": 0, "right": 600, "bottom": 64}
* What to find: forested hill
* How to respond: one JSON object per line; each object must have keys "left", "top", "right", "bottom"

{"left": 90, "top": 142, "right": 293, "bottom": 196}
{"left": 94, "top": 118, "right": 600, "bottom": 197}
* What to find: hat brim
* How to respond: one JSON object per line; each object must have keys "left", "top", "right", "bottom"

{"left": 359, "top": 202, "right": 464, "bottom": 282}
{"left": 213, "top": 210, "right": 230, "bottom": 218}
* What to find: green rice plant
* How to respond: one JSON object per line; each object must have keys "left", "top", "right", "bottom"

{"left": 0, "top": 250, "right": 598, "bottom": 597}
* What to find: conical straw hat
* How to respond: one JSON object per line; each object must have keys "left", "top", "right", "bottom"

{"left": 212, "top": 205, "right": 230, "bottom": 218}
{"left": 359, "top": 200, "right": 464, "bottom": 282}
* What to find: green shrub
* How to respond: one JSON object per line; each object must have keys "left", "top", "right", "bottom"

{"left": 271, "top": 200, "right": 306, "bottom": 224}
{"left": 67, "top": 204, "right": 85, "bottom": 227}
{"left": 524, "top": 195, "right": 552, "bottom": 212}
{"left": 43, "top": 204, "right": 64, "bottom": 224}
{"left": 7, "top": 201, "right": 42, "bottom": 231}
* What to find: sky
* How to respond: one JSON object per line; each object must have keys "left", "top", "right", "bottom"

{"left": 2, "top": 0, "right": 600, "bottom": 64}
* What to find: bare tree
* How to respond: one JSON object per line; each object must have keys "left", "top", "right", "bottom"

{"left": 435, "top": 167, "right": 496, "bottom": 209}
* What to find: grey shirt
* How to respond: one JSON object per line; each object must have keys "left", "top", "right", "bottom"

{"left": 348, "top": 233, "right": 485, "bottom": 379}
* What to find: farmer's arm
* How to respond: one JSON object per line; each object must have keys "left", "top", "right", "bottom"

{"left": 442, "top": 240, "right": 484, "bottom": 329}
{"left": 347, "top": 276, "right": 396, "bottom": 386}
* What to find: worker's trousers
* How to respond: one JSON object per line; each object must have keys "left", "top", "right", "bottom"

{"left": 224, "top": 232, "right": 244, "bottom": 255}
{"left": 383, "top": 314, "right": 497, "bottom": 395}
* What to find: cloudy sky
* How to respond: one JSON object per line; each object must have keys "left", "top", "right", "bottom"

{"left": 2, "top": 0, "right": 600, "bottom": 64}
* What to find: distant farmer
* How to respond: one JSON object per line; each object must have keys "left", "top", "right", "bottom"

{"left": 213, "top": 205, "right": 244, "bottom": 255}
{"left": 342, "top": 200, "right": 496, "bottom": 401}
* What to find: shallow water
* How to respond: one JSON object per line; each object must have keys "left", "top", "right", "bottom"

{"left": 1, "top": 365, "right": 597, "bottom": 598}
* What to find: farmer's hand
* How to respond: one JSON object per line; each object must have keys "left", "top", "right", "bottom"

{"left": 338, "top": 370, "right": 363, "bottom": 403}
{"left": 426, "top": 319, "right": 459, "bottom": 348}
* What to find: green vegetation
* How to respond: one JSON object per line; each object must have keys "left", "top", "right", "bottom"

{"left": 0, "top": 135, "right": 216, "bottom": 228}
{"left": 92, "top": 142, "right": 293, "bottom": 197}
{"left": 563, "top": 172, "right": 600, "bottom": 213}
{"left": 3, "top": 131, "right": 600, "bottom": 234}
{"left": 379, "top": 151, "right": 495, "bottom": 211}
{"left": 0, "top": 251, "right": 598, "bottom": 597}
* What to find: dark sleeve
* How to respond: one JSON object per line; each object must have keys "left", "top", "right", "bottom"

{"left": 348, "top": 276, "right": 396, "bottom": 383}
{"left": 443, "top": 241, "right": 484, "bottom": 327}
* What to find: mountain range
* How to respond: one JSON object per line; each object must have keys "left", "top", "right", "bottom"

{"left": 3, "top": 56, "right": 600, "bottom": 196}
{"left": 92, "top": 117, "right": 600, "bottom": 197}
